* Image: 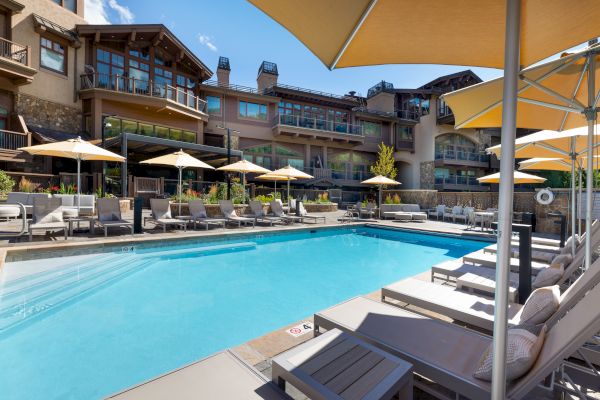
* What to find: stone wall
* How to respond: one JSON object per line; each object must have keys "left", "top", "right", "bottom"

{"left": 534, "top": 189, "right": 570, "bottom": 234}
{"left": 15, "top": 93, "right": 82, "bottom": 134}
{"left": 382, "top": 190, "right": 438, "bottom": 209}
{"left": 419, "top": 161, "right": 435, "bottom": 189}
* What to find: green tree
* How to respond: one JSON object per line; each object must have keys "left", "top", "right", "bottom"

{"left": 0, "top": 170, "right": 14, "bottom": 196}
{"left": 370, "top": 143, "right": 397, "bottom": 179}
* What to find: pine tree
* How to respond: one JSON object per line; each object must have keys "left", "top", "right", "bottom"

{"left": 370, "top": 143, "right": 397, "bottom": 179}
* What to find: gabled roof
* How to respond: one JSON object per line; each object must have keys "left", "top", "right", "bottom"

{"left": 33, "top": 14, "right": 80, "bottom": 46}
{"left": 418, "top": 69, "right": 482, "bottom": 90}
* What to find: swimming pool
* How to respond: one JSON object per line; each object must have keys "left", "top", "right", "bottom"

{"left": 0, "top": 226, "right": 487, "bottom": 399}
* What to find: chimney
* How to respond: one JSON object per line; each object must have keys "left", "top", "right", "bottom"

{"left": 216, "top": 56, "right": 230, "bottom": 86}
{"left": 257, "top": 61, "right": 278, "bottom": 92}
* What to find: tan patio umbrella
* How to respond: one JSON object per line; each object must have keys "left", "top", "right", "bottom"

{"left": 361, "top": 175, "right": 401, "bottom": 218}
{"left": 140, "top": 150, "right": 214, "bottom": 215}
{"left": 248, "top": 0, "right": 600, "bottom": 393}
{"left": 19, "top": 137, "right": 125, "bottom": 211}
{"left": 477, "top": 170, "right": 547, "bottom": 184}
{"left": 217, "top": 159, "right": 271, "bottom": 203}
{"left": 267, "top": 165, "right": 314, "bottom": 202}
{"left": 255, "top": 174, "right": 296, "bottom": 199}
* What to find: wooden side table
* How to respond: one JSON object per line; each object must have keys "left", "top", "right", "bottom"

{"left": 67, "top": 216, "right": 95, "bottom": 236}
{"left": 272, "top": 328, "right": 413, "bottom": 400}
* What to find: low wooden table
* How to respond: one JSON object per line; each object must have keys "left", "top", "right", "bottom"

{"left": 272, "top": 328, "right": 413, "bottom": 400}
{"left": 67, "top": 216, "right": 95, "bottom": 236}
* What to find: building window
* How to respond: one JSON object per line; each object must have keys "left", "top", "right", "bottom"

{"left": 101, "top": 116, "right": 196, "bottom": 143}
{"left": 40, "top": 37, "right": 66, "bottom": 74}
{"left": 97, "top": 48, "right": 124, "bottom": 89}
{"left": 362, "top": 121, "right": 382, "bottom": 137}
{"left": 0, "top": 106, "right": 8, "bottom": 130}
{"left": 52, "top": 0, "right": 76, "bottom": 12}
{"left": 243, "top": 144, "right": 272, "bottom": 169}
{"left": 239, "top": 101, "right": 267, "bottom": 120}
{"left": 206, "top": 96, "right": 221, "bottom": 115}
{"left": 396, "top": 126, "right": 413, "bottom": 140}
{"left": 275, "top": 145, "right": 304, "bottom": 169}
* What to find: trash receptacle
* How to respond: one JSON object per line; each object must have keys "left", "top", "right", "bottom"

{"left": 296, "top": 201, "right": 303, "bottom": 216}
{"left": 521, "top": 212, "right": 536, "bottom": 232}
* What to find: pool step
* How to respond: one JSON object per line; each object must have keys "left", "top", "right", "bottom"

{"left": 141, "top": 242, "right": 257, "bottom": 260}
{"left": 0, "top": 255, "right": 151, "bottom": 334}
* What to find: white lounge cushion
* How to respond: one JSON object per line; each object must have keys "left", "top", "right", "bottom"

{"left": 532, "top": 254, "right": 570, "bottom": 289}
{"left": 474, "top": 324, "right": 546, "bottom": 381}
{"left": 519, "top": 286, "right": 560, "bottom": 325}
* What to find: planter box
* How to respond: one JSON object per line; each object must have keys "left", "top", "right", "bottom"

{"left": 302, "top": 203, "right": 337, "bottom": 213}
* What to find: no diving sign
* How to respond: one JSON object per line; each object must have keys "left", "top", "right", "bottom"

{"left": 286, "top": 321, "right": 313, "bottom": 337}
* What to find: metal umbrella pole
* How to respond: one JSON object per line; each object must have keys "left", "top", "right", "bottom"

{"left": 178, "top": 166, "right": 183, "bottom": 216}
{"left": 585, "top": 55, "right": 596, "bottom": 271}
{"left": 378, "top": 184, "right": 382, "bottom": 219}
{"left": 570, "top": 144, "right": 577, "bottom": 256}
{"left": 77, "top": 156, "right": 81, "bottom": 212}
{"left": 491, "top": 0, "right": 521, "bottom": 397}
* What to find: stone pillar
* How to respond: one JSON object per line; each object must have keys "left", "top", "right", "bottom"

{"left": 420, "top": 161, "right": 435, "bottom": 189}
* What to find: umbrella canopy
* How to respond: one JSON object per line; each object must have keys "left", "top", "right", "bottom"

{"left": 361, "top": 175, "right": 401, "bottom": 185}
{"left": 139, "top": 150, "right": 214, "bottom": 170}
{"left": 216, "top": 159, "right": 271, "bottom": 174}
{"left": 19, "top": 137, "right": 125, "bottom": 162}
{"left": 268, "top": 165, "right": 314, "bottom": 179}
{"left": 249, "top": 0, "right": 600, "bottom": 70}
{"left": 518, "top": 156, "right": 600, "bottom": 171}
{"left": 256, "top": 174, "right": 296, "bottom": 181}
{"left": 477, "top": 171, "right": 547, "bottom": 184}
{"left": 443, "top": 45, "right": 600, "bottom": 131}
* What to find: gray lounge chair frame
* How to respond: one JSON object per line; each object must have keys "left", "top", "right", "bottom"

{"left": 219, "top": 200, "right": 255, "bottom": 227}
{"left": 180, "top": 200, "right": 226, "bottom": 230}
{"left": 270, "top": 200, "right": 302, "bottom": 223}
{"left": 314, "top": 283, "right": 600, "bottom": 400}
{"left": 144, "top": 199, "right": 187, "bottom": 232}
{"left": 247, "top": 200, "right": 284, "bottom": 226}
{"left": 297, "top": 202, "right": 326, "bottom": 224}
{"left": 427, "top": 204, "right": 445, "bottom": 220}
{"left": 28, "top": 197, "right": 68, "bottom": 241}
{"left": 96, "top": 198, "right": 133, "bottom": 237}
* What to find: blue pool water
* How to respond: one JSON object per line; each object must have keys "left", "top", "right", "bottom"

{"left": 0, "top": 226, "right": 486, "bottom": 399}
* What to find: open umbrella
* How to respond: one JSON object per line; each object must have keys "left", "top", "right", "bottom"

{"left": 217, "top": 159, "right": 271, "bottom": 203}
{"left": 140, "top": 150, "right": 214, "bottom": 216}
{"left": 249, "top": 0, "right": 600, "bottom": 394}
{"left": 255, "top": 174, "right": 296, "bottom": 200}
{"left": 19, "top": 137, "right": 125, "bottom": 211}
{"left": 361, "top": 175, "right": 401, "bottom": 218}
{"left": 266, "top": 165, "right": 313, "bottom": 202}
{"left": 477, "top": 170, "right": 547, "bottom": 184}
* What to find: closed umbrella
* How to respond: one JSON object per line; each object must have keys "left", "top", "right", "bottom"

{"left": 267, "top": 165, "right": 313, "bottom": 202}
{"left": 361, "top": 175, "right": 401, "bottom": 218}
{"left": 256, "top": 174, "right": 296, "bottom": 199}
{"left": 217, "top": 159, "right": 271, "bottom": 203}
{"left": 19, "top": 137, "right": 125, "bottom": 211}
{"left": 249, "top": 0, "right": 600, "bottom": 394}
{"left": 140, "top": 150, "right": 214, "bottom": 216}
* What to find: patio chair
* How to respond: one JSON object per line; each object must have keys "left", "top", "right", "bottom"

{"left": 270, "top": 200, "right": 302, "bottom": 223}
{"left": 443, "top": 205, "right": 462, "bottom": 222}
{"left": 361, "top": 202, "right": 377, "bottom": 219}
{"left": 28, "top": 197, "right": 68, "bottom": 241}
{"left": 247, "top": 200, "right": 283, "bottom": 226}
{"left": 144, "top": 199, "right": 187, "bottom": 232}
{"left": 106, "top": 350, "right": 290, "bottom": 399}
{"left": 314, "top": 279, "right": 600, "bottom": 400}
{"left": 427, "top": 204, "right": 445, "bottom": 220}
{"left": 382, "top": 256, "right": 600, "bottom": 333}
{"left": 218, "top": 200, "right": 255, "bottom": 227}
{"left": 96, "top": 198, "right": 133, "bottom": 237}
{"left": 297, "top": 202, "right": 326, "bottom": 224}
{"left": 179, "top": 200, "right": 226, "bottom": 230}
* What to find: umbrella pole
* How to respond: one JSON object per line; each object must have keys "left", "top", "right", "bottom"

{"left": 571, "top": 153, "right": 577, "bottom": 257}
{"left": 243, "top": 172, "right": 246, "bottom": 203}
{"left": 585, "top": 54, "right": 596, "bottom": 271}
{"left": 274, "top": 180, "right": 277, "bottom": 199}
{"left": 491, "top": 0, "right": 521, "bottom": 397}
{"left": 287, "top": 179, "right": 290, "bottom": 204}
{"left": 378, "top": 185, "right": 382, "bottom": 219}
{"left": 77, "top": 157, "right": 81, "bottom": 212}
{"left": 579, "top": 167, "right": 583, "bottom": 236}
{"left": 178, "top": 166, "right": 182, "bottom": 216}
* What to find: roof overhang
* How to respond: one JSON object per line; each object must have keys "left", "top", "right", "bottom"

{"left": 33, "top": 14, "right": 80, "bottom": 47}
{"left": 0, "top": 0, "right": 24, "bottom": 14}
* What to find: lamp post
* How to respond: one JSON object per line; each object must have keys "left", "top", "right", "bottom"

{"left": 216, "top": 125, "right": 240, "bottom": 200}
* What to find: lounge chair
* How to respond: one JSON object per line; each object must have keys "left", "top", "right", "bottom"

{"left": 218, "top": 200, "right": 255, "bottom": 227}
{"left": 382, "top": 256, "right": 600, "bottom": 332}
{"left": 247, "top": 200, "right": 283, "bottom": 226}
{"left": 361, "top": 202, "right": 377, "bottom": 219}
{"left": 270, "top": 200, "right": 302, "bottom": 223}
{"left": 462, "top": 249, "right": 549, "bottom": 274}
{"left": 106, "top": 350, "right": 290, "bottom": 399}
{"left": 314, "top": 281, "right": 600, "bottom": 400}
{"left": 28, "top": 197, "right": 68, "bottom": 241}
{"left": 297, "top": 202, "right": 325, "bottom": 224}
{"left": 96, "top": 198, "right": 133, "bottom": 237}
{"left": 144, "top": 199, "right": 187, "bottom": 232}
{"left": 179, "top": 200, "right": 226, "bottom": 230}
{"left": 427, "top": 204, "right": 445, "bottom": 220}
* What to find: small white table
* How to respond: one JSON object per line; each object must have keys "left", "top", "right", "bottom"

{"left": 474, "top": 211, "right": 495, "bottom": 230}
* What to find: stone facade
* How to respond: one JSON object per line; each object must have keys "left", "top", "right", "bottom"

{"left": 419, "top": 161, "right": 435, "bottom": 189}
{"left": 15, "top": 93, "right": 82, "bottom": 134}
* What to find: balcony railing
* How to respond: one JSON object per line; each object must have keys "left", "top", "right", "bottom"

{"left": 307, "top": 167, "right": 374, "bottom": 182}
{"left": 435, "top": 150, "right": 490, "bottom": 164}
{"left": 435, "top": 175, "right": 486, "bottom": 188}
{"left": 0, "top": 129, "right": 29, "bottom": 150}
{"left": 201, "top": 79, "right": 261, "bottom": 94}
{"left": 395, "top": 139, "right": 415, "bottom": 151}
{"left": 0, "top": 37, "right": 29, "bottom": 66}
{"left": 80, "top": 73, "right": 207, "bottom": 113}
{"left": 274, "top": 114, "right": 364, "bottom": 137}
{"left": 437, "top": 104, "right": 453, "bottom": 118}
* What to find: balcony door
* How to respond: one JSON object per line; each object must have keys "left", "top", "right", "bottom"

{"left": 0, "top": 10, "right": 8, "bottom": 40}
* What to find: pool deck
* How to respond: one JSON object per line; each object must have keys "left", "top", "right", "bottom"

{"left": 0, "top": 210, "right": 562, "bottom": 399}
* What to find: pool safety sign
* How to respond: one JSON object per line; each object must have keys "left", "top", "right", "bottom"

{"left": 286, "top": 321, "right": 313, "bottom": 337}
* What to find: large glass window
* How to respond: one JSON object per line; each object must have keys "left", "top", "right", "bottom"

{"left": 52, "top": 0, "right": 76, "bottom": 12}
{"left": 243, "top": 144, "right": 272, "bottom": 169}
{"left": 206, "top": 96, "right": 221, "bottom": 114}
{"left": 275, "top": 145, "right": 304, "bottom": 169}
{"left": 328, "top": 110, "right": 348, "bottom": 133}
{"left": 101, "top": 116, "right": 197, "bottom": 143}
{"left": 40, "top": 37, "right": 65, "bottom": 74}
{"left": 154, "top": 66, "right": 173, "bottom": 96}
{"left": 97, "top": 48, "right": 124, "bottom": 89}
{"left": 129, "top": 59, "right": 149, "bottom": 93}
{"left": 0, "top": 107, "right": 7, "bottom": 130}
{"left": 239, "top": 101, "right": 267, "bottom": 120}
{"left": 362, "top": 121, "right": 382, "bottom": 137}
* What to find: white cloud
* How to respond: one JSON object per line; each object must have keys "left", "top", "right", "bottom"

{"left": 84, "top": 0, "right": 134, "bottom": 25}
{"left": 197, "top": 34, "right": 217, "bottom": 52}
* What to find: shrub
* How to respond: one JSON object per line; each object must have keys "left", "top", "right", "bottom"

{"left": 171, "top": 189, "right": 200, "bottom": 202}
{"left": 56, "top": 183, "right": 76, "bottom": 194}
{"left": 384, "top": 194, "right": 393, "bottom": 204}
{"left": 0, "top": 170, "right": 15, "bottom": 196}
{"left": 393, "top": 193, "right": 401, "bottom": 204}
{"left": 254, "top": 194, "right": 275, "bottom": 203}
{"left": 19, "top": 177, "right": 36, "bottom": 193}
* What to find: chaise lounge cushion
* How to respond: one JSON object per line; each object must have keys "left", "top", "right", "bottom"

{"left": 474, "top": 323, "right": 546, "bottom": 381}
{"left": 532, "top": 254, "right": 570, "bottom": 289}
{"left": 519, "top": 286, "right": 560, "bottom": 325}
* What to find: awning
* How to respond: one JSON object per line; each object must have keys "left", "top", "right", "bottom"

{"left": 28, "top": 126, "right": 91, "bottom": 144}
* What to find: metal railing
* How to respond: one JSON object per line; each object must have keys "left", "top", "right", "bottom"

{"left": 435, "top": 150, "right": 490, "bottom": 164}
{"left": 435, "top": 175, "right": 485, "bottom": 187}
{"left": 0, "top": 37, "right": 29, "bottom": 66}
{"left": 80, "top": 73, "right": 207, "bottom": 113}
{"left": 306, "top": 167, "right": 374, "bottom": 182}
{"left": 0, "top": 129, "right": 29, "bottom": 150}
{"left": 274, "top": 114, "right": 364, "bottom": 137}
{"left": 395, "top": 139, "right": 415, "bottom": 151}
{"left": 200, "top": 79, "right": 261, "bottom": 94}
{"left": 437, "top": 103, "right": 453, "bottom": 118}
{"left": 264, "top": 83, "right": 358, "bottom": 102}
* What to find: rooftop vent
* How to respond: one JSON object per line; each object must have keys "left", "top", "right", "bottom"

{"left": 258, "top": 61, "right": 278, "bottom": 77}
{"left": 367, "top": 81, "right": 394, "bottom": 97}
{"left": 218, "top": 56, "right": 231, "bottom": 71}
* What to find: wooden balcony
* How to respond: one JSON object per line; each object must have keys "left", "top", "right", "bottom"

{"left": 272, "top": 114, "right": 364, "bottom": 145}
{"left": 304, "top": 167, "right": 374, "bottom": 187}
{"left": 0, "top": 129, "right": 31, "bottom": 162}
{"left": 0, "top": 37, "right": 36, "bottom": 85}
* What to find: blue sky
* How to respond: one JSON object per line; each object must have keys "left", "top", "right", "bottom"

{"left": 85, "top": 0, "right": 507, "bottom": 96}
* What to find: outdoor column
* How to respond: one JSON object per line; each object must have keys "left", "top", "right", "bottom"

{"left": 585, "top": 54, "right": 596, "bottom": 271}
{"left": 121, "top": 133, "right": 128, "bottom": 198}
{"left": 491, "top": 0, "right": 521, "bottom": 398}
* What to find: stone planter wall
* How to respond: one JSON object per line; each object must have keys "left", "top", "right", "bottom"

{"left": 302, "top": 203, "right": 337, "bottom": 212}
{"left": 169, "top": 202, "right": 337, "bottom": 216}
